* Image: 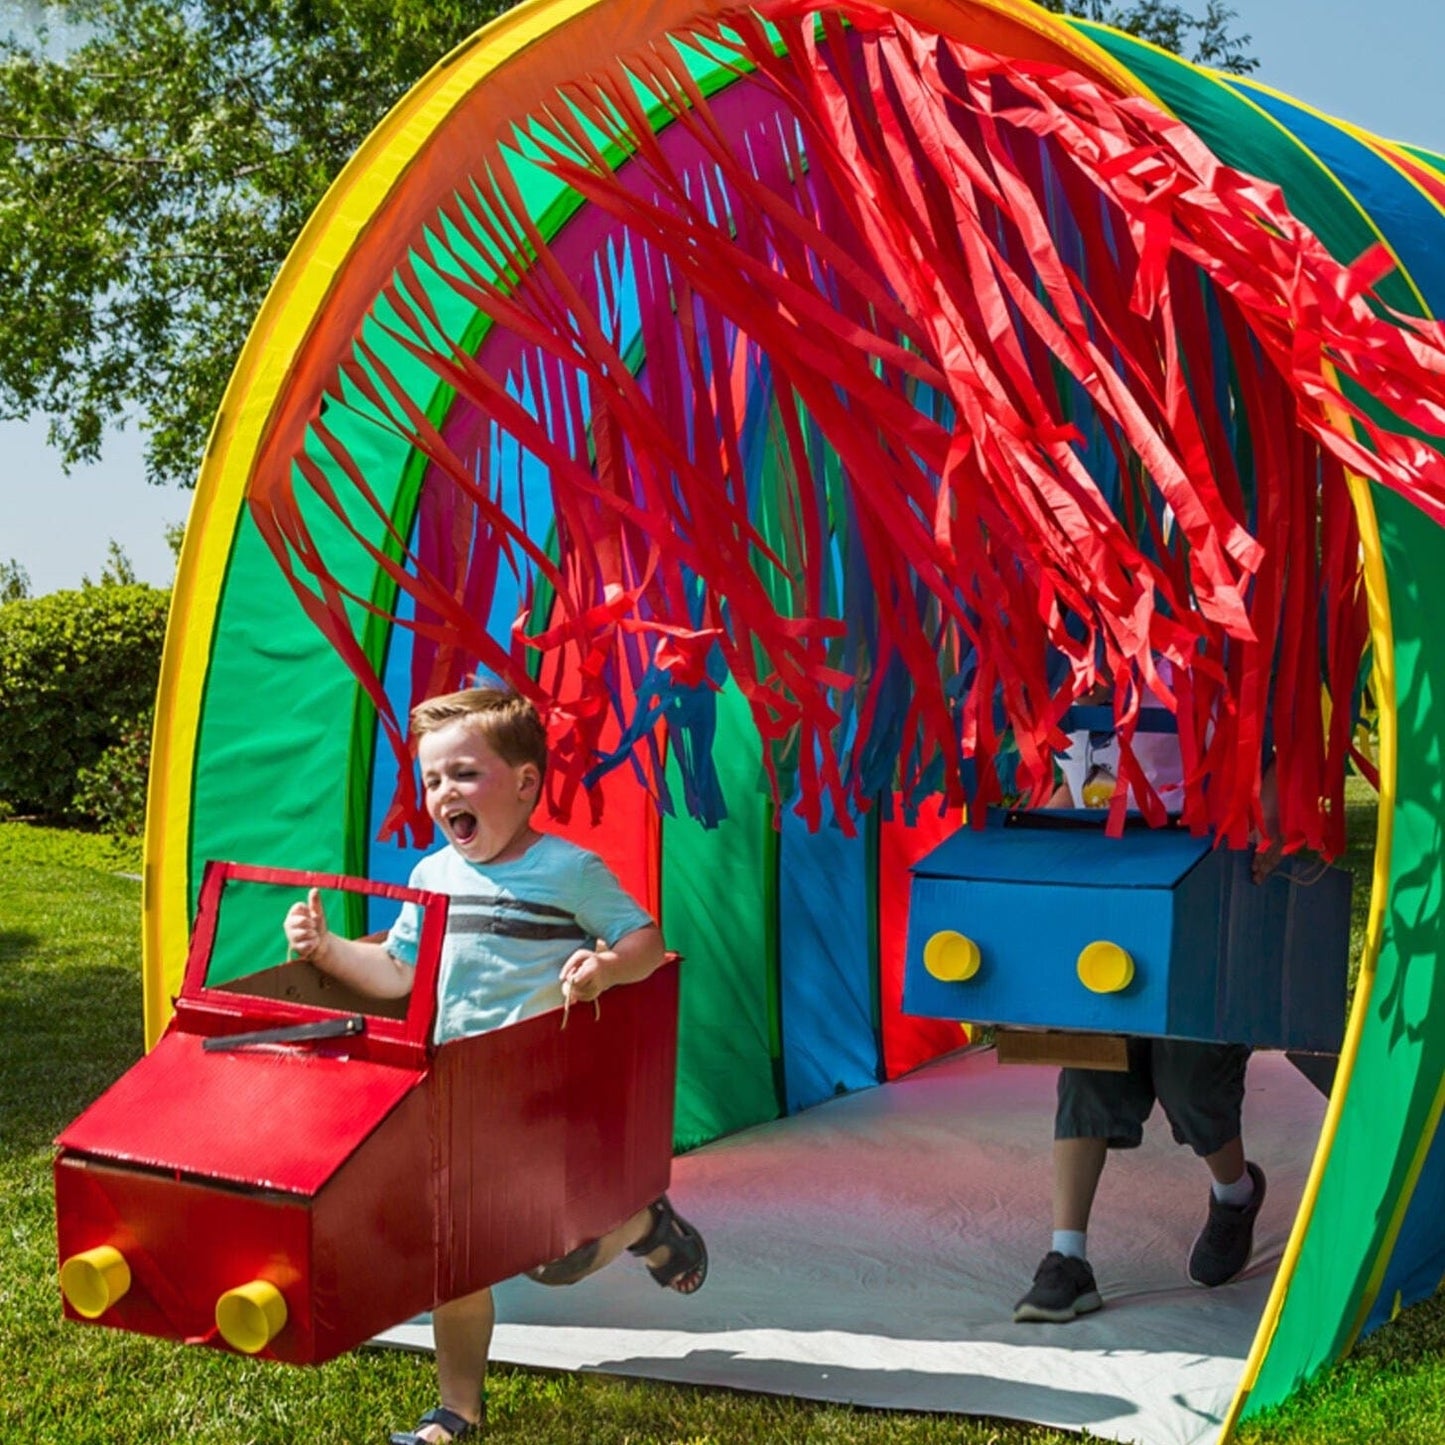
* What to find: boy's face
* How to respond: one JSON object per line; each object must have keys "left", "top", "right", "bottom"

{"left": 417, "top": 718, "right": 540, "bottom": 863}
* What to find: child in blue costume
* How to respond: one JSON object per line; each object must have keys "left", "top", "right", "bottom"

{"left": 1012, "top": 697, "right": 1274, "bottom": 1324}
{"left": 284, "top": 687, "right": 706, "bottom": 1444}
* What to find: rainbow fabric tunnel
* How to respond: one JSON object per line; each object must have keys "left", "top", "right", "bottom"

{"left": 143, "top": 1, "right": 1445, "bottom": 1433}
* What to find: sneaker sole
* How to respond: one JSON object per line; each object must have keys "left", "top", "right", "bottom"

{"left": 1188, "top": 1265, "right": 1245, "bottom": 1288}
{"left": 1013, "top": 1289, "right": 1103, "bottom": 1323}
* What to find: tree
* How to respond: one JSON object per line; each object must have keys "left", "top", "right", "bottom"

{"left": 0, "top": 557, "right": 31, "bottom": 602}
{"left": 0, "top": 1, "right": 516, "bottom": 487}
{"left": 1, "top": 1, "right": 1255, "bottom": 490}
{"left": 1037, "top": 0, "right": 1257, "bottom": 73}
{"left": 81, "top": 538, "right": 138, "bottom": 588}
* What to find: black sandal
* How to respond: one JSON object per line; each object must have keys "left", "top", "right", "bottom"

{"left": 389, "top": 1403, "right": 482, "bottom": 1443}
{"left": 627, "top": 1194, "right": 708, "bottom": 1294}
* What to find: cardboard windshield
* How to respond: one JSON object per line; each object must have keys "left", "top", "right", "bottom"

{"left": 173, "top": 862, "right": 447, "bottom": 1065}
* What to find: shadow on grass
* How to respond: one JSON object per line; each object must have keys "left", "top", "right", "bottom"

{"left": 0, "top": 927, "right": 41, "bottom": 963}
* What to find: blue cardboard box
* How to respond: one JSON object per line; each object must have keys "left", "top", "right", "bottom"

{"left": 903, "top": 812, "right": 1350, "bottom": 1051}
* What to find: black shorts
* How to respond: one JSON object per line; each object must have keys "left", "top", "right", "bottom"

{"left": 1055, "top": 1038, "right": 1250, "bottom": 1156}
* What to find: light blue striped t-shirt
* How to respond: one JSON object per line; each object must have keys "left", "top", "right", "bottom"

{"left": 384, "top": 833, "right": 654, "bottom": 1042}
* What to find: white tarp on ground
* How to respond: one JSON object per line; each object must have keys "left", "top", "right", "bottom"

{"left": 378, "top": 1048, "right": 1327, "bottom": 1445}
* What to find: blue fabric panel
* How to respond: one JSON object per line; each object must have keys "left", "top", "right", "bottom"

{"left": 367, "top": 572, "right": 428, "bottom": 923}
{"left": 1363, "top": 1105, "right": 1445, "bottom": 1335}
{"left": 1225, "top": 82, "right": 1445, "bottom": 316}
{"left": 778, "top": 810, "right": 881, "bottom": 1112}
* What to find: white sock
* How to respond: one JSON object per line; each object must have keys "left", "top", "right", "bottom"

{"left": 1212, "top": 1168, "right": 1255, "bottom": 1208}
{"left": 1052, "top": 1229, "right": 1088, "bottom": 1260}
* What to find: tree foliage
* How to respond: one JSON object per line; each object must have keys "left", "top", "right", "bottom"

{"left": 0, "top": 0, "right": 514, "bottom": 486}
{"left": 0, "top": 558, "right": 31, "bottom": 602}
{"left": 1, "top": 0, "right": 1255, "bottom": 489}
{"left": 1037, "top": 0, "right": 1257, "bottom": 74}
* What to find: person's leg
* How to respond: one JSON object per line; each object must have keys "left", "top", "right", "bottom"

{"left": 1203, "top": 1136, "right": 1249, "bottom": 1197}
{"left": 1015, "top": 1045, "right": 1151, "bottom": 1323}
{"left": 527, "top": 1199, "right": 707, "bottom": 1293}
{"left": 1154, "top": 1041, "right": 1264, "bottom": 1286}
{"left": 420, "top": 1287, "right": 494, "bottom": 1442}
{"left": 1051, "top": 1040, "right": 1154, "bottom": 1249}
{"left": 1053, "top": 1135, "right": 1109, "bottom": 1235}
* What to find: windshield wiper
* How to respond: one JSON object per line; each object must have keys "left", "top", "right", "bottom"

{"left": 202, "top": 1014, "right": 366, "bottom": 1052}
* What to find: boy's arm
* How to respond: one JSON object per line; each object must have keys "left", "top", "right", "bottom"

{"left": 558, "top": 924, "right": 665, "bottom": 1004}
{"left": 1252, "top": 759, "right": 1284, "bottom": 884}
{"left": 283, "top": 887, "right": 416, "bottom": 1000}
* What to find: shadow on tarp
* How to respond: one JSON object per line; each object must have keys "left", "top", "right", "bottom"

{"left": 584, "top": 1347, "right": 1141, "bottom": 1428}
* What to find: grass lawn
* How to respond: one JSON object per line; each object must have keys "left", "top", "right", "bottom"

{"left": 2, "top": 800, "right": 1441, "bottom": 1445}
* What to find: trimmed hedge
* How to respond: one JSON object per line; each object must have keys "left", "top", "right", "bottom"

{"left": 0, "top": 584, "right": 168, "bottom": 818}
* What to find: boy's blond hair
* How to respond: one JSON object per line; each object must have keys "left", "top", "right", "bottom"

{"left": 410, "top": 688, "right": 548, "bottom": 781}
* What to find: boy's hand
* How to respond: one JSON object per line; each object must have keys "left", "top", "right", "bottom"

{"left": 1251, "top": 836, "right": 1284, "bottom": 884}
{"left": 559, "top": 947, "right": 608, "bottom": 1004}
{"left": 284, "top": 887, "right": 330, "bottom": 962}
{"left": 1251, "top": 761, "right": 1283, "bottom": 884}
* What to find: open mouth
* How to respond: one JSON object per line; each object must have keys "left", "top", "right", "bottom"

{"left": 447, "top": 811, "right": 479, "bottom": 845}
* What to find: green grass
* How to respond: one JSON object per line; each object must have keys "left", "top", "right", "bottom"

{"left": 2, "top": 810, "right": 1441, "bottom": 1445}
{"left": 1337, "top": 772, "right": 1381, "bottom": 1000}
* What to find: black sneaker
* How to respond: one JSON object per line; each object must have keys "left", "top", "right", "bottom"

{"left": 1013, "top": 1251, "right": 1103, "bottom": 1323}
{"left": 1188, "top": 1162, "right": 1266, "bottom": 1287}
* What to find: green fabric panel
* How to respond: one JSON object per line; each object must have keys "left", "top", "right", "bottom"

{"left": 1399, "top": 142, "right": 1445, "bottom": 176}
{"left": 204, "top": 880, "right": 363, "bottom": 989}
{"left": 1076, "top": 25, "right": 1421, "bottom": 316}
{"left": 190, "top": 518, "right": 362, "bottom": 971}
{"left": 662, "top": 681, "right": 781, "bottom": 1150}
{"left": 1243, "top": 485, "right": 1445, "bottom": 1413}
{"left": 191, "top": 410, "right": 417, "bottom": 954}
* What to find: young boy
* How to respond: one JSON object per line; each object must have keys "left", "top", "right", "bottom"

{"left": 1013, "top": 701, "right": 1270, "bottom": 1324}
{"left": 284, "top": 687, "right": 706, "bottom": 1445}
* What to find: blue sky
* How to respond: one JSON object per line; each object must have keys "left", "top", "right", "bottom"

{"left": 5, "top": 0, "right": 1445, "bottom": 595}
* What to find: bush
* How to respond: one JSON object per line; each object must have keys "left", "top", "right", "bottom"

{"left": 0, "top": 584, "right": 169, "bottom": 818}
{"left": 71, "top": 720, "right": 150, "bottom": 836}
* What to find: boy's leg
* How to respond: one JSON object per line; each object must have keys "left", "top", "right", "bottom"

{"left": 417, "top": 1287, "right": 493, "bottom": 1443}
{"left": 1053, "top": 1136, "right": 1109, "bottom": 1233}
{"left": 1015, "top": 1137, "right": 1108, "bottom": 1323}
{"left": 528, "top": 1201, "right": 706, "bottom": 1293}
{"left": 1153, "top": 1040, "right": 1264, "bottom": 1286}
{"left": 1203, "top": 1135, "right": 1247, "bottom": 1192}
{"left": 526, "top": 1206, "right": 653, "bottom": 1285}
{"left": 1015, "top": 1043, "right": 1154, "bottom": 1323}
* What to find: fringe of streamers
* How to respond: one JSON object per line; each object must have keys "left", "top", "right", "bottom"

{"left": 249, "top": 3, "right": 1438, "bottom": 857}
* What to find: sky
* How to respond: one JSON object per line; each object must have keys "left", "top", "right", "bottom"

{"left": 4, "top": 0, "right": 1445, "bottom": 595}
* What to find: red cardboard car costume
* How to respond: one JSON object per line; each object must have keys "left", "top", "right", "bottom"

{"left": 53, "top": 862, "right": 678, "bottom": 1363}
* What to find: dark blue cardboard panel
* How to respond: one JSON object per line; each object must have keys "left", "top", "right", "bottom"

{"left": 911, "top": 813, "right": 1211, "bottom": 888}
{"left": 904, "top": 818, "right": 1351, "bottom": 1051}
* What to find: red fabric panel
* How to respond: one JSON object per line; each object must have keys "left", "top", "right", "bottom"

{"left": 535, "top": 593, "right": 662, "bottom": 918}
{"left": 878, "top": 798, "right": 970, "bottom": 1079}
{"left": 542, "top": 763, "right": 660, "bottom": 921}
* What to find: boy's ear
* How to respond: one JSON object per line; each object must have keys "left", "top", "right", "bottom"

{"left": 517, "top": 762, "right": 541, "bottom": 800}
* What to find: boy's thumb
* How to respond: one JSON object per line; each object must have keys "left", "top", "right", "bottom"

{"left": 308, "top": 887, "right": 325, "bottom": 926}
